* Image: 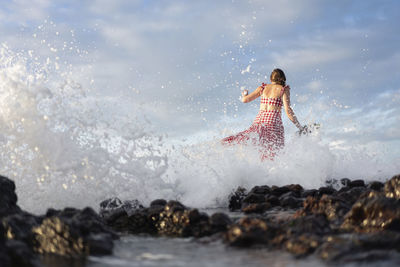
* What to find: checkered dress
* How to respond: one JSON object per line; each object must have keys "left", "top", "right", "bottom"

{"left": 222, "top": 84, "right": 287, "bottom": 160}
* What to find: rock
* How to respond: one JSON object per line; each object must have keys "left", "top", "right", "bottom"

{"left": 318, "top": 187, "right": 336, "bottom": 196}
{"left": 295, "top": 195, "right": 351, "bottom": 223}
{"left": 341, "top": 195, "right": 400, "bottom": 233}
{"left": 248, "top": 185, "right": 270, "bottom": 195}
{"left": 33, "top": 216, "right": 87, "bottom": 257}
{"left": 336, "top": 186, "right": 367, "bottom": 205}
{"left": 0, "top": 175, "right": 21, "bottom": 218}
{"left": 285, "top": 234, "right": 320, "bottom": 257}
{"left": 317, "top": 232, "right": 400, "bottom": 262}
{"left": 270, "top": 186, "right": 291, "bottom": 197}
{"left": 150, "top": 199, "right": 167, "bottom": 207}
{"left": 2, "top": 211, "right": 41, "bottom": 245}
{"left": 228, "top": 187, "right": 247, "bottom": 211}
{"left": 279, "top": 196, "right": 303, "bottom": 209}
{"left": 242, "top": 203, "right": 271, "bottom": 214}
{"left": 367, "top": 181, "right": 384, "bottom": 191}
{"left": 225, "top": 217, "right": 277, "bottom": 247}
{"left": 348, "top": 179, "right": 365, "bottom": 188}
{"left": 291, "top": 214, "right": 331, "bottom": 234}
{"left": 32, "top": 207, "right": 116, "bottom": 257}
{"left": 242, "top": 193, "right": 266, "bottom": 204}
{"left": 301, "top": 189, "right": 318, "bottom": 198}
{"left": 384, "top": 174, "right": 400, "bottom": 199}
{"left": 5, "top": 239, "right": 42, "bottom": 267}
{"left": 265, "top": 195, "right": 280, "bottom": 206}
{"left": 210, "top": 213, "right": 232, "bottom": 232}
{"left": 155, "top": 201, "right": 212, "bottom": 237}
{"left": 340, "top": 178, "right": 351, "bottom": 186}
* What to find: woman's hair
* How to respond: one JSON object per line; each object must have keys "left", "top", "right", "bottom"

{"left": 270, "top": 68, "right": 286, "bottom": 86}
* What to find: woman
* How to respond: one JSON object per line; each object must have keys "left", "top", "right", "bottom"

{"left": 222, "top": 68, "right": 304, "bottom": 160}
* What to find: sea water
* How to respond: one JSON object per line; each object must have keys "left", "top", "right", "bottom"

{"left": 1, "top": 43, "right": 400, "bottom": 267}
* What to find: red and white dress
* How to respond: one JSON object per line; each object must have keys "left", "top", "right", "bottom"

{"left": 222, "top": 83, "right": 287, "bottom": 160}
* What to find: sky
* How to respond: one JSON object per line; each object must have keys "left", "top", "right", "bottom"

{"left": 1, "top": 0, "right": 400, "bottom": 160}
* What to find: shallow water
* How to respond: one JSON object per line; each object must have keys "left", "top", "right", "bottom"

{"left": 87, "top": 235, "right": 325, "bottom": 267}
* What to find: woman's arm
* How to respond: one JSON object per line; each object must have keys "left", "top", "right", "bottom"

{"left": 241, "top": 86, "right": 263, "bottom": 103}
{"left": 282, "top": 87, "right": 302, "bottom": 129}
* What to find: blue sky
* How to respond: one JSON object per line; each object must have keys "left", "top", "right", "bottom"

{"left": 1, "top": 0, "right": 400, "bottom": 159}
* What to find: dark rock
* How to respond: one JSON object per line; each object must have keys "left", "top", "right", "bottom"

{"left": 32, "top": 207, "right": 116, "bottom": 257}
{"left": 336, "top": 187, "right": 367, "bottom": 205}
{"left": 341, "top": 195, "right": 400, "bottom": 232}
{"left": 295, "top": 195, "right": 351, "bottom": 223}
{"left": 301, "top": 189, "right": 318, "bottom": 198}
{"left": 2, "top": 212, "right": 41, "bottom": 245}
{"left": 150, "top": 199, "right": 167, "bottom": 207}
{"left": 285, "top": 234, "right": 320, "bottom": 257}
{"left": 286, "top": 184, "right": 304, "bottom": 195}
{"left": 33, "top": 216, "right": 88, "bottom": 257}
{"left": 228, "top": 187, "right": 247, "bottom": 211}
{"left": 242, "top": 203, "right": 271, "bottom": 214}
{"left": 318, "top": 232, "right": 400, "bottom": 262}
{"left": 367, "top": 181, "right": 384, "bottom": 191}
{"left": 384, "top": 174, "right": 400, "bottom": 199}
{"left": 348, "top": 179, "right": 365, "bottom": 188}
{"left": 265, "top": 195, "right": 280, "bottom": 206}
{"left": 279, "top": 196, "right": 303, "bottom": 209}
{"left": 5, "top": 239, "right": 42, "bottom": 267}
{"left": 243, "top": 193, "right": 265, "bottom": 204}
{"left": 318, "top": 187, "right": 336, "bottom": 196}
{"left": 225, "top": 217, "right": 278, "bottom": 247}
{"left": 0, "top": 175, "right": 21, "bottom": 218}
{"left": 340, "top": 178, "right": 351, "bottom": 186}
{"left": 270, "top": 186, "right": 291, "bottom": 197}
{"left": 248, "top": 185, "right": 270, "bottom": 195}
{"left": 210, "top": 213, "right": 232, "bottom": 232}
{"left": 155, "top": 201, "right": 212, "bottom": 237}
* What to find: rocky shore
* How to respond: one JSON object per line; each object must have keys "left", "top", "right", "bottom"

{"left": 1, "top": 174, "right": 400, "bottom": 266}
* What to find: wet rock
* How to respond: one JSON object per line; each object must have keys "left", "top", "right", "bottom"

{"left": 336, "top": 186, "right": 367, "bottom": 205}
{"left": 248, "top": 185, "right": 270, "bottom": 195}
{"left": 5, "top": 239, "right": 42, "bottom": 267}
{"left": 285, "top": 234, "right": 320, "bottom": 257}
{"left": 286, "top": 214, "right": 332, "bottom": 237}
{"left": 384, "top": 174, "right": 400, "bottom": 199}
{"left": 317, "top": 232, "right": 400, "bottom": 262}
{"left": 318, "top": 186, "right": 336, "bottom": 196}
{"left": 270, "top": 186, "right": 291, "bottom": 197}
{"left": 242, "top": 203, "right": 271, "bottom": 214}
{"left": 0, "top": 175, "right": 21, "bottom": 218}
{"left": 295, "top": 195, "right": 351, "bottom": 223}
{"left": 367, "top": 181, "right": 384, "bottom": 191}
{"left": 155, "top": 201, "right": 213, "bottom": 237}
{"left": 210, "top": 213, "right": 232, "bottom": 232}
{"left": 242, "top": 193, "right": 265, "bottom": 204}
{"left": 228, "top": 187, "right": 247, "bottom": 211}
{"left": 32, "top": 207, "right": 116, "bottom": 257}
{"left": 286, "top": 184, "right": 304, "bottom": 196}
{"left": 301, "top": 189, "right": 318, "bottom": 198}
{"left": 340, "top": 178, "right": 351, "bottom": 186}
{"left": 279, "top": 195, "right": 303, "bottom": 209}
{"left": 225, "top": 217, "right": 278, "bottom": 247}
{"left": 33, "top": 216, "right": 87, "bottom": 257}
{"left": 2, "top": 211, "right": 41, "bottom": 245}
{"left": 150, "top": 199, "right": 167, "bottom": 207}
{"left": 348, "top": 179, "right": 365, "bottom": 188}
{"left": 99, "top": 198, "right": 152, "bottom": 234}
{"left": 341, "top": 195, "right": 400, "bottom": 232}
{"left": 265, "top": 195, "right": 280, "bottom": 206}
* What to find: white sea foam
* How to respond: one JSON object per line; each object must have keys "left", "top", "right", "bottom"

{"left": 0, "top": 44, "right": 398, "bottom": 214}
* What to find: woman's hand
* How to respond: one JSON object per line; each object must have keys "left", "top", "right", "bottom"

{"left": 241, "top": 90, "right": 248, "bottom": 97}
